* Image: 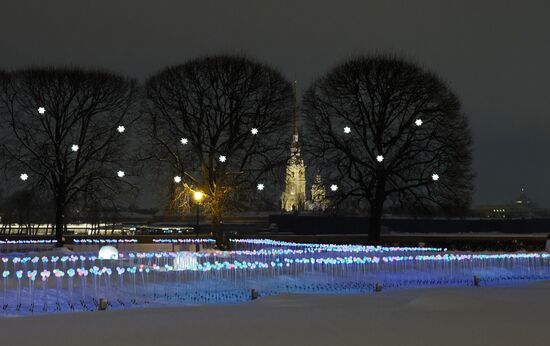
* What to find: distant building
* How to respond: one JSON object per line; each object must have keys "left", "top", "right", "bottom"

{"left": 280, "top": 83, "right": 329, "bottom": 212}
{"left": 480, "top": 187, "right": 539, "bottom": 218}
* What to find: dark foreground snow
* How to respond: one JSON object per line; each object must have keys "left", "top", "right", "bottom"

{"left": 1, "top": 282, "right": 549, "bottom": 346}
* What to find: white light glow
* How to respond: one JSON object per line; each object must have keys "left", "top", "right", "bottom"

{"left": 117, "top": 171, "right": 125, "bottom": 178}
{"left": 180, "top": 138, "right": 188, "bottom": 145}
{"left": 344, "top": 126, "right": 351, "bottom": 134}
{"left": 432, "top": 174, "right": 440, "bottom": 181}
{"left": 415, "top": 119, "right": 423, "bottom": 126}
{"left": 20, "top": 173, "right": 28, "bottom": 181}
{"left": 98, "top": 246, "right": 119, "bottom": 260}
{"left": 117, "top": 125, "right": 125, "bottom": 133}
{"left": 71, "top": 144, "right": 79, "bottom": 152}
{"left": 330, "top": 184, "right": 338, "bottom": 191}
{"left": 174, "top": 176, "right": 182, "bottom": 183}
{"left": 376, "top": 155, "right": 384, "bottom": 163}
{"left": 219, "top": 155, "right": 226, "bottom": 163}
{"left": 251, "top": 128, "right": 258, "bottom": 135}
{"left": 37, "top": 107, "right": 46, "bottom": 115}
{"left": 257, "top": 183, "right": 264, "bottom": 191}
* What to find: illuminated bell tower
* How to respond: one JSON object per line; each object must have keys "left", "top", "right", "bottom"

{"left": 281, "top": 83, "right": 306, "bottom": 212}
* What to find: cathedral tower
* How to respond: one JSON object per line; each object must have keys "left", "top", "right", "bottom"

{"left": 281, "top": 82, "right": 306, "bottom": 212}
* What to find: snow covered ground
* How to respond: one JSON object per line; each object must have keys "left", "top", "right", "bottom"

{"left": 1, "top": 282, "right": 549, "bottom": 346}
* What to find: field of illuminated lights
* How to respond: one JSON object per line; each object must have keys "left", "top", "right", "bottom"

{"left": 1, "top": 238, "right": 550, "bottom": 316}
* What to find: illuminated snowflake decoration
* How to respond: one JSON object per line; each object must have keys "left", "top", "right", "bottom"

{"left": 251, "top": 128, "right": 258, "bottom": 135}
{"left": 71, "top": 144, "right": 79, "bottom": 152}
{"left": 180, "top": 138, "right": 188, "bottom": 145}
{"left": 257, "top": 183, "right": 264, "bottom": 191}
{"left": 330, "top": 184, "right": 338, "bottom": 192}
{"left": 432, "top": 174, "right": 440, "bottom": 181}
{"left": 20, "top": 173, "right": 28, "bottom": 181}
{"left": 415, "top": 119, "right": 423, "bottom": 126}
{"left": 117, "top": 171, "right": 125, "bottom": 178}
{"left": 219, "top": 155, "right": 226, "bottom": 163}
{"left": 173, "top": 176, "right": 182, "bottom": 183}
{"left": 117, "top": 125, "right": 125, "bottom": 133}
{"left": 37, "top": 107, "right": 46, "bottom": 115}
{"left": 343, "top": 126, "right": 351, "bottom": 134}
{"left": 376, "top": 155, "right": 384, "bottom": 163}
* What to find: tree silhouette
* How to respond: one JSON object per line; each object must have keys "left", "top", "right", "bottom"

{"left": 0, "top": 68, "right": 139, "bottom": 245}
{"left": 303, "top": 55, "right": 473, "bottom": 243}
{"left": 144, "top": 55, "right": 294, "bottom": 247}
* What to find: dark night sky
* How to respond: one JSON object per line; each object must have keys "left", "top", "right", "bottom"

{"left": 1, "top": 0, "right": 549, "bottom": 207}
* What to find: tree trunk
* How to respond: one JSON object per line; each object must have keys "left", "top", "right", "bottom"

{"left": 211, "top": 209, "right": 227, "bottom": 249}
{"left": 368, "top": 177, "right": 386, "bottom": 245}
{"left": 54, "top": 197, "right": 65, "bottom": 247}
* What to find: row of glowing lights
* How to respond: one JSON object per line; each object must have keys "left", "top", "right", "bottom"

{"left": 2, "top": 252, "right": 549, "bottom": 279}
{"left": 230, "top": 238, "right": 445, "bottom": 252}
{"left": 24, "top": 108, "right": 439, "bottom": 190}
{"left": 0, "top": 239, "right": 57, "bottom": 245}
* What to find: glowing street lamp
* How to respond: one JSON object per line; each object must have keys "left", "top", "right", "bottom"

{"left": 192, "top": 190, "right": 205, "bottom": 244}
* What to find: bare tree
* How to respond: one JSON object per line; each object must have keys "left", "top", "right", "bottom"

{"left": 0, "top": 68, "right": 139, "bottom": 245}
{"left": 303, "top": 55, "right": 473, "bottom": 243}
{"left": 144, "top": 55, "right": 294, "bottom": 247}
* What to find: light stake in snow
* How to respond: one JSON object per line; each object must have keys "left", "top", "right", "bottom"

{"left": 20, "top": 173, "right": 28, "bottom": 181}
{"left": 117, "top": 171, "right": 125, "bottom": 178}
{"left": 257, "top": 183, "right": 264, "bottom": 191}
{"left": 117, "top": 125, "right": 125, "bottom": 133}
{"left": 180, "top": 138, "right": 188, "bottom": 145}
{"left": 37, "top": 107, "right": 46, "bottom": 115}
{"left": 344, "top": 126, "right": 351, "bottom": 134}
{"left": 251, "top": 128, "right": 258, "bottom": 135}
{"left": 330, "top": 184, "right": 338, "bottom": 192}
{"left": 174, "top": 176, "right": 182, "bottom": 183}
{"left": 376, "top": 155, "right": 384, "bottom": 163}
{"left": 71, "top": 144, "right": 79, "bottom": 152}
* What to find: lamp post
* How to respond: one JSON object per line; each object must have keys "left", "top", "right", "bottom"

{"left": 192, "top": 190, "right": 204, "bottom": 251}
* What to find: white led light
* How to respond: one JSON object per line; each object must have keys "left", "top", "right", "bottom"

{"left": 432, "top": 174, "right": 440, "bottom": 181}
{"left": 251, "top": 128, "right": 258, "bottom": 135}
{"left": 117, "top": 171, "right": 125, "bottom": 178}
{"left": 37, "top": 107, "right": 46, "bottom": 115}
{"left": 219, "top": 155, "right": 226, "bottom": 163}
{"left": 71, "top": 144, "right": 79, "bottom": 152}
{"left": 376, "top": 155, "right": 384, "bottom": 163}
{"left": 180, "top": 138, "right": 188, "bottom": 145}
{"left": 117, "top": 125, "right": 125, "bottom": 133}
{"left": 415, "top": 119, "right": 423, "bottom": 126}
{"left": 330, "top": 184, "right": 338, "bottom": 192}
{"left": 20, "top": 173, "right": 28, "bottom": 181}
{"left": 344, "top": 126, "right": 351, "bottom": 134}
{"left": 174, "top": 176, "right": 182, "bottom": 183}
{"left": 257, "top": 183, "right": 264, "bottom": 191}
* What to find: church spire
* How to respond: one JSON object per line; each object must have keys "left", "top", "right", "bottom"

{"left": 292, "top": 81, "right": 299, "bottom": 140}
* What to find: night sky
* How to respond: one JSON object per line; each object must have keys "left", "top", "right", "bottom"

{"left": 1, "top": 0, "right": 549, "bottom": 207}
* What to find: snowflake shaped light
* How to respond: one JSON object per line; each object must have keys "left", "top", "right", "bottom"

{"left": 71, "top": 144, "right": 79, "bottom": 152}
{"left": 330, "top": 184, "right": 338, "bottom": 192}
{"left": 173, "top": 176, "right": 182, "bottom": 183}
{"left": 219, "top": 155, "right": 226, "bottom": 163}
{"left": 117, "top": 125, "right": 125, "bottom": 133}
{"left": 376, "top": 155, "right": 384, "bottom": 163}
{"left": 432, "top": 174, "right": 440, "bottom": 181}
{"left": 37, "top": 107, "right": 46, "bottom": 115}
{"left": 257, "top": 183, "right": 264, "bottom": 191}
{"left": 117, "top": 171, "right": 125, "bottom": 178}
{"left": 20, "top": 173, "right": 28, "bottom": 181}
{"left": 415, "top": 119, "right": 423, "bottom": 126}
{"left": 251, "top": 128, "right": 258, "bottom": 135}
{"left": 344, "top": 126, "right": 351, "bottom": 134}
{"left": 180, "top": 138, "right": 188, "bottom": 145}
